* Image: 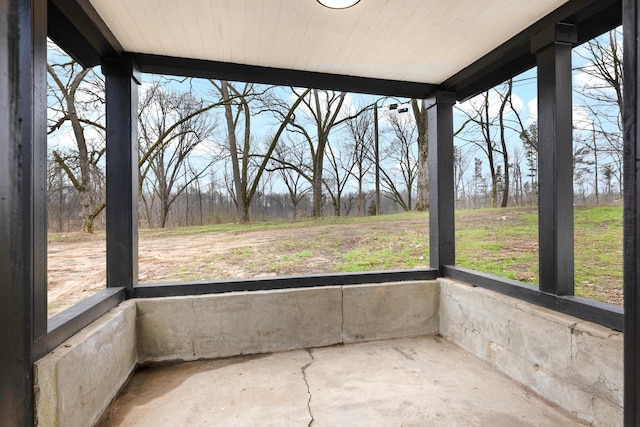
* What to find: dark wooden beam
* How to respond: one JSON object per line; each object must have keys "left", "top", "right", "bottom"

{"left": 103, "top": 58, "right": 140, "bottom": 294}
{"left": 534, "top": 23, "right": 576, "bottom": 296}
{"left": 132, "top": 53, "right": 436, "bottom": 99}
{"left": 133, "top": 269, "right": 438, "bottom": 298}
{"left": 444, "top": 266, "right": 623, "bottom": 331}
{"left": 34, "top": 288, "right": 126, "bottom": 360}
{"left": 427, "top": 91, "right": 456, "bottom": 274}
{"left": 0, "top": 0, "right": 47, "bottom": 424}
{"left": 623, "top": 0, "right": 640, "bottom": 424}
{"left": 47, "top": 0, "right": 121, "bottom": 67}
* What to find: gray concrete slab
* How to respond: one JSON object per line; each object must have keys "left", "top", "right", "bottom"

{"left": 98, "top": 336, "right": 585, "bottom": 427}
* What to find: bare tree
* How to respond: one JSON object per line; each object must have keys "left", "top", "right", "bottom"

{"left": 456, "top": 80, "right": 524, "bottom": 208}
{"left": 576, "top": 27, "right": 623, "bottom": 121}
{"left": 575, "top": 27, "right": 623, "bottom": 194}
{"left": 453, "top": 146, "right": 470, "bottom": 206}
{"left": 379, "top": 110, "right": 418, "bottom": 211}
{"left": 510, "top": 147, "right": 525, "bottom": 206}
{"left": 345, "top": 108, "right": 374, "bottom": 216}
{"left": 519, "top": 122, "right": 538, "bottom": 205}
{"left": 138, "top": 80, "right": 220, "bottom": 228}
{"left": 457, "top": 91, "right": 499, "bottom": 207}
{"left": 271, "top": 139, "right": 311, "bottom": 220}
{"left": 324, "top": 137, "right": 355, "bottom": 216}
{"left": 282, "top": 89, "right": 363, "bottom": 217}
{"left": 497, "top": 79, "right": 517, "bottom": 207}
{"left": 574, "top": 124, "right": 602, "bottom": 203}
{"left": 214, "top": 81, "right": 309, "bottom": 223}
{"left": 412, "top": 99, "right": 429, "bottom": 211}
{"left": 47, "top": 48, "right": 106, "bottom": 233}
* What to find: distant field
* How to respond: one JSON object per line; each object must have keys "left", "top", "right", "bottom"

{"left": 47, "top": 204, "right": 623, "bottom": 316}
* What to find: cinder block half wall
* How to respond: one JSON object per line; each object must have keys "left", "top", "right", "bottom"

{"left": 438, "top": 278, "right": 623, "bottom": 427}
{"left": 137, "top": 281, "right": 440, "bottom": 363}
{"left": 342, "top": 281, "right": 439, "bottom": 342}
{"left": 34, "top": 301, "right": 137, "bottom": 427}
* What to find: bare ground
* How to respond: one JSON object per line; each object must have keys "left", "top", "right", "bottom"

{"left": 47, "top": 210, "right": 623, "bottom": 317}
{"left": 48, "top": 219, "right": 428, "bottom": 316}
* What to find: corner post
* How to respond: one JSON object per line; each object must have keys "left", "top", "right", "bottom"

{"left": 427, "top": 91, "right": 456, "bottom": 274}
{"left": 624, "top": 0, "right": 640, "bottom": 424}
{"left": 532, "top": 23, "right": 577, "bottom": 296}
{"left": 0, "top": 0, "right": 47, "bottom": 424}
{"left": 102, "top": 58, "right": 140, "bottom": 295}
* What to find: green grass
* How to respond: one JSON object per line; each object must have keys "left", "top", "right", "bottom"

{"left": 455, "top": 204, "right": 623, "bottom": 300}
{"left": 455, "top": 207, "right": 539, "bottom": 282}
{"left": 574, "top": 205, "right": 623, "bottom": 298}
{"left": 50, "top": 204, "right": 624, "bottom": 305}
{"left": 334, "top": 228, "right": 429, "bottom": 272}
{"left": 162, "top": 204, "right": 623, "bottom": 302}
{"left": 295, "top": 251, "right": 312, "bottom": 259}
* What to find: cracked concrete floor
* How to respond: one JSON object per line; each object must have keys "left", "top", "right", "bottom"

{"left": 97, "top": 336, "right": 585, "bottom": 427}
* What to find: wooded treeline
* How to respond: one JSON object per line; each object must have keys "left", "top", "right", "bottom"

{"left": 47, "top": 28, "right": 623, "bottom": 232}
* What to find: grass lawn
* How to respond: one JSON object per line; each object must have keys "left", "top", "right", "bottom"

{"left": 455, "top": 204, "right": 623, "bottom": 304}
{"left": 48, "top": 204, "right": 624, "bottom": 310}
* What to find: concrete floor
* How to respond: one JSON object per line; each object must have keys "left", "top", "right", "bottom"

{"left": 98, "top": 336, "right": 585, "bottom": 426}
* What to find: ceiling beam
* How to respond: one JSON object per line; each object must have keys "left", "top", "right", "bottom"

{"left": 47, "top": 0, "right": 122, "bottom": 67}
{"left": 132, "top": 53, "right": 437, "bottom": 99}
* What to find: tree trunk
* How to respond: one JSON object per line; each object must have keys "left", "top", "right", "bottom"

{"left": 70, "top": 96, "right": 95, "bottom": 232}
{"left": 357, "top": 171, "right": 364, "bottom": 217}
{"left": 499, "top": 80, "right": 511, "bottom": 208}
{"left": 220, "top": 81, "right": 248, "bottom": 223}
{"left": 312, "top": 171, "right": 323, "bottom": 217}
{"left": 413, "top": 99, "right": 429, "bottom": 211}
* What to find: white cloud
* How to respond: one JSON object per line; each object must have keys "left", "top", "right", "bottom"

{"left": 524, "top": 99, "right": 594, "bottom": 131}
{"left": 458, "top": 88, "right": 525, "bottom": 121}
{"left": 573, "top": 105, "right": 593, "bottom": 131}
{"left": 527, "top": 98, "right": 537, "bottom": 125}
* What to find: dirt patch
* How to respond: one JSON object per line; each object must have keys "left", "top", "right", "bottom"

{"left": 47, "top": 209, "right": 624, "bottom": 317}
{"left": 47, "top": 219, "right": 428, "bottom": 316}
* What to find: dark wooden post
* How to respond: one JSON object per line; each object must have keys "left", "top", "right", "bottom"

{"left": 374, "top": 103, "right": 381, "bottom": 215}
{"left": 0, "top": 0, "right": 47, "bottom": 424}
{"left": 103, "top": 58, "right": 140, "bottom": 294}
{"left": 532, "top": 23, "right": 577, "bottom": 296}
{"left": 427, "top": 91, "right": 456, "bottom": 274}
{"left": 624, "top": 0, "right": 640, "bottom": 424}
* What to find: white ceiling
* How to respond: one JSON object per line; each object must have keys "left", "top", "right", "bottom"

{"left": 89, "top": 0, "right": 569, "bottom": 84}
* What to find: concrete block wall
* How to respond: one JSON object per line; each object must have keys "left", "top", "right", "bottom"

{"left": 34, "top": 281, "right": 439, "bottom": 427}
{"left": 137, "top": 281, "right": 440, "bottom": 363}
{"left": 136, "top": 287, "right": 344, "bottom": 362}
{"left": 342, "top": 282, "right": 439, "bottom": 342}
{"left": 33, "top": 278, "right": 622, "bottom": 427}
{"left": 438, "top": 278, "right": 623, "bottom": 427}
{"left": 34, "top": 301, "right": 137, "bottom": 427}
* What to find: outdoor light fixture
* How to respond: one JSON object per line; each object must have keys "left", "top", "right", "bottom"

{"left": 317, "top": 0, "right": 361, "bottom": 9}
